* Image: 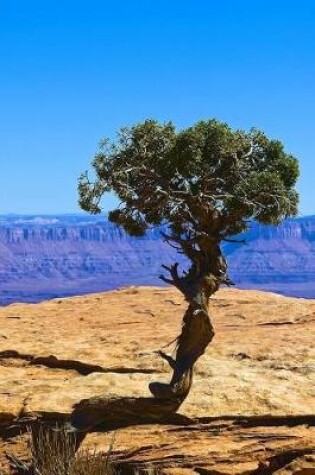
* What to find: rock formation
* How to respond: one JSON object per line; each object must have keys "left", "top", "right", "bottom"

{"left": 0, "top": 287, "right": 314, "bottom": 473}
{"left": 0, "top": 215, "right": 315, "bottom": 305}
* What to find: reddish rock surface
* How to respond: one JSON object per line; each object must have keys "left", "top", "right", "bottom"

{"left": 0, "top": 287, "right": 314, "bottom": 473}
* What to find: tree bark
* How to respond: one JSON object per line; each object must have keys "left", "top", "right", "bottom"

{"left": 149, "top": 292, "right": 214, "bottom": 400}
{"left": 150, "top": 244, "right": 226, "bottom": 401}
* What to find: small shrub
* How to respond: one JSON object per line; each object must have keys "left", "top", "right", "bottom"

{"left": 32, "top": 424, "right": 117, "bottom": 475}
{"left": 4, "top": 424, "right": 160, "bottom": 475}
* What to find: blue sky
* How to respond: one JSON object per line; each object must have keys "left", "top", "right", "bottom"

{"left": 0, "top": 0, "right": 314, "bottom": 215}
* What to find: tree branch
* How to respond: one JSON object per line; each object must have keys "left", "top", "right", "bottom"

{"left": 159, "top": 275, "right": 174, "bottom": 285}
{"left": 156, "top": 350, "right": 176, "bottom": 369}
{"left": 222, "top": 238, "right": 246, "bottom": 244}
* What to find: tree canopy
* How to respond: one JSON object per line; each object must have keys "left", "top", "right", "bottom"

{"left": 79, "top": 119, "right": 299, "bottom": 243}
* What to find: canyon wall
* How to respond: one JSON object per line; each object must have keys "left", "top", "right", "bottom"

{"left": 0, "top": 214, "right": 314, "bottom": 304}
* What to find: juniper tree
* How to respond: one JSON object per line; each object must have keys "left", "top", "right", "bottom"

{"left": 78, "top": 119, "right": 299, "bottom": 401}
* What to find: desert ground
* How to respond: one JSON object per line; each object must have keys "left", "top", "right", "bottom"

{"left": 0, "top": 286, "right": 314, "bottom": 474}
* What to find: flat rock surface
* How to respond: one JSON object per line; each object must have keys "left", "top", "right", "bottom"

{"left": 0, "top": 287, "right": 314, "bottom": 473}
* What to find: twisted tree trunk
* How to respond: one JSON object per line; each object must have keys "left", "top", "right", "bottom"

{"left": 150, "top": 243, "right": 227, "bottom": 401}
{"left": 149, "top": 299, "right": 214, "bottom": 400}
{"left": 70, "top": 244, "right": 228, "bottom": 432}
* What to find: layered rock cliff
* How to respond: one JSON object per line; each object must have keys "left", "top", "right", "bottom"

{"left": 0, "top": 214, "right": 314, "bottom": 304}
{"left": 223, "top": 216, "right": 315, "bottom": 297}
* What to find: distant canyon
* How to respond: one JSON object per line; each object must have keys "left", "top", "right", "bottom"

{"left": 0, "top": 214, "right": 314, "bottom": 305}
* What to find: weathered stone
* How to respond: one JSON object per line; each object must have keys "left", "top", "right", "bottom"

{"left": 0, "top": 287, "right": 314, "bottom": 472}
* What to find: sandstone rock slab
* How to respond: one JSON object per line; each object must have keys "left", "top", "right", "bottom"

{"left": 0, "top": 287, "right": 314, "bottom": 473}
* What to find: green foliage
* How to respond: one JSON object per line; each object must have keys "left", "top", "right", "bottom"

{"left": 78, "top": 119, "right": 299, "bottom": 244}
